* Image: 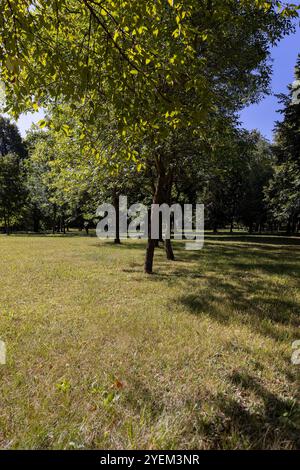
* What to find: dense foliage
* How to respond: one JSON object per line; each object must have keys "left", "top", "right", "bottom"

{"left": 0, "top": 1, "right": 299, "bottom": 271}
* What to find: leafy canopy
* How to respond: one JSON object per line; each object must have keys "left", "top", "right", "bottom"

{"left": 0, "top": 0, "right": 298, "bottom": 137}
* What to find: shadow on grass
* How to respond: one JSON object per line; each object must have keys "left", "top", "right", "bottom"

{"left": 92, "top": 241, "right": 146, "bottom": 250}
{"left": 200, "top": 371, "right": 300, "bottom": 449}
{"left": 205, "top": 233, "right": 300, "bottom": 246}
{"left": 148, "top": 241, "right": 300, "bottom": 342}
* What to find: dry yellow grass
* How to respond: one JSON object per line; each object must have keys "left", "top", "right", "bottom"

{"left": 0, "top": 233, "right": 299, "bottom": 449}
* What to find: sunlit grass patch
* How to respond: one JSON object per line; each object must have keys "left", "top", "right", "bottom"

{"left": 0, "top": 234, "right": 299, "bottom": 449}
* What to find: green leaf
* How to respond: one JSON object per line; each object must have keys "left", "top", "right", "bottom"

{"left": 38, "top": 119, "right": 47, "bottom": 129}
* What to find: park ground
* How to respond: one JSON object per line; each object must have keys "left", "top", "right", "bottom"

{"left": 0, "top": 233, "right": 299, "bottom": 449}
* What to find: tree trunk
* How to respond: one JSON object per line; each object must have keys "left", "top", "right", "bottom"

{"left": 164, "top": 239, "right": 175, "bottom": 260}
{"left": 52, "top": 205, "right": 57, "bottom": 234}
{"left": 144, "top": 158, "right": 174, "bottom": 273}
{"left": 163, "top": 173, "right": 175, "bottom": 261}
{"left": 5, "top": 213, "right": 11, "bottom": 235}
{"left": 33, "top": 206, "right": 40, "bottom": 233}
{"left": 62, "top": 213, "right": 66, "bottom": 234}
{"left": 144, "top": 238, "right": 156, "bottom": 274}
{"left": 33, "top": 217, "right": 40, "bottom": 233}
{"left": 3, "top": 213, "right": 8, "bottom": 235}
{"left": 286, "top": 219, "right": 291, "bottom": 236}
{"left": 113, "top": 191, "right": 121, "bottom": 244}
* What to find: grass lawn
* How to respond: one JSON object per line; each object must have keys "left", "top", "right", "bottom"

{"left": 0, "top": 233, "right": 299, "bottom": 449}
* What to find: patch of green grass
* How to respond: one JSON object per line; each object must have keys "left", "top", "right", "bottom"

{"left": 0, "top": 233, "right": 299, "bottom": 449}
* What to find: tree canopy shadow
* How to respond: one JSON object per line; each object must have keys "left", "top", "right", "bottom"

{"left": 153, "top": 240, "right": 300, "bottom": 341}
{"left": 199, "top": 371, "right": 300, "bottom": 449}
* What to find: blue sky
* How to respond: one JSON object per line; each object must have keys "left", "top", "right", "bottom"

{"left": 16, "top": 108, "right": 45, "bottom": 138}
{"left": 239, "top": 23, "right": 300, "bottom": 141}
{"left": 13, "top": 20, "right": 300, "bottom": 141}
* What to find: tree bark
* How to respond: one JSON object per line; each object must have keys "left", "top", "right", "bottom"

{"left": 164, "top": 239, "right": 175, "bottom": 260}
{"left": 113, "top": 191, "right": 121, "bottom": 244}
{"left": 144, "top": 238, "right": 156, "bottom": 274}
{"left": 144, "top": 158, "right": 174, "bottom": 273}
{"left": 52, "top": 205, "right": 57, "bottom": 234}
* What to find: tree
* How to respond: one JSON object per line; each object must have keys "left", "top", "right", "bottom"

{"left": 266, "top": 162, "right": 300, "bottom": 233}
{"left": 25, "top": 128, "right": 85, "bottom": 234}
{"left": 189, "top": 130, "right": 273, "bottom": 234}
{"left": 24, "top": 130, "right": 57, "bottom": 232}
{"left": 265, "top": 54, "right": 300, "bottom": 233}
{"left": 0, "top": 116, "right": 27, "bottom": 233}
{"left": 0, "top": 0, "right": 298, "bottom": 271}
{"left": 238, "top": 132, "right": 273, "bottom": 233}
{"left": 0, "top": 115, "right": 26, "bottom": 158}
{"left": 0, "top": 152, "right": 25, "bottom": 233}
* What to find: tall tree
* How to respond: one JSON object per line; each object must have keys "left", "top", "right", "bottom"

{"left": 0, "top": 115, "right": 26, "bottom": 158}
{"left": 265, "top": 54, "right": 300, "bottom": 233}
{"left": 0, "top": 116, "right": 27, "bottom": 233}
{"left": 0, "top": 152, "right": 25, "bottom": 233}
{"left": 0, "top": 0, "right": 298, "bottom": 271}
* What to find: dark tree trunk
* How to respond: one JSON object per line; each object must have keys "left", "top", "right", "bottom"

{"left": 3, "top": 214, "right": 8, "bottom": 234}
{"left": 144, "top": 201, "right": 157, "bottom": 274}
{"left": 33, "top": 217, "right": 40, "bottom": 233}
{"left": 113, "top": 191, "right": 121, "bottom": 244}
{"left": 62, "top": 213, "right": 66, "bottom": 234}
{"left": 144, "top": 158, "right": 174, "bottom": 273}
{"left": 33, "top": 206, "right": 40, "bottom": 233}
{"left": 286, "top": 219, "right": 292, "bottom": 236}
{"left": 144, "top": 238, "right": 156, "bottom": 274}
{"left": 164, "top": 239, "right": 175, "bottom": 260}
{"left": 52, "top": 205, "right": 57, "bottom": 234}
{"left": 6, "top": 214, "right": 11, "bottom": 235}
